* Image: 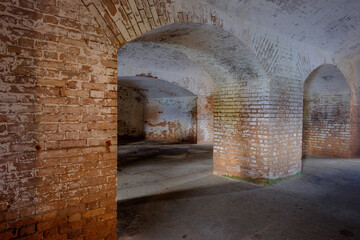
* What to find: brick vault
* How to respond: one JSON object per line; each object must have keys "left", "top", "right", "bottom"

{"left": 1, "top": 0, "right": 360, "bottom": 239}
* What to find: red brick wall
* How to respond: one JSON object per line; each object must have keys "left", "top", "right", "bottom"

{"left": 0, "top": 0, "right": 117, "bottom": 239}
{"left": 350, "top": 86, "right": 360, "bottom": 157}
{"left": 2, "top": 0, "right": 343, "bottom": 238}
{"left": 303, "top": 94, "right": 351, "bottom": 157}
{"left": 213, "top": 81, "right": 271, "bottom": 179}
{"left": 213, "top": 78, "right": 303, "bottom": 179}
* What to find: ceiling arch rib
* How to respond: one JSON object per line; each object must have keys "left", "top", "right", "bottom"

{"left": 122, "top": 23, "right": 270, "bottom": 85}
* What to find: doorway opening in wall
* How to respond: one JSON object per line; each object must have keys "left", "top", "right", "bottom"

{"left": 114, "top": 24, "right": 226, "bottom": 238}
{"left": 302, "top": 64, "right": 351, "bottom": 160}
{"left": 116, "top": 76, "right": 214, "bottom": 197}
{"left": 113, "top": 22, "right": 271, "bottom": 238}
{"left": 116, "top": 75, "right": 214, "bottom": 237}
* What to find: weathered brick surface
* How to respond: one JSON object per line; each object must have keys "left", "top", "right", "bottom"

{"left": 303, "top": 94, "right": 351, "bottom": 157}
{"left": 197, "top": 95, "right": 214, "bottom": 143}
{"left": 144, "top": 97, "right": 197, "bottom": 143}
{"left": 117, "top": 86, "right": 144, "bottom": 138}
{"left": 302, "top": 65, "right": 352, "bottom": 158}
{"left": 269, "top": 77, "right": 302, "bottom": 178}
{"left": 82, "top": 0, "right": 223, "bottom": 49}
{"left": 1, "top": 0, "right": 117, "bottom": 239}
{"left": 213, "top": 77, "right": 303, "bottom": 179}
{"left": 350, "top": 83, "right": 360, "bottom": 157}
{"left": 117, "top": 86, "right": 199, "bottom": 143}
{"left": 213, "top": 80, "right": 272, "bottom": 178}
{"left": 1, "top": 0, "right": 359, "bottom": 239}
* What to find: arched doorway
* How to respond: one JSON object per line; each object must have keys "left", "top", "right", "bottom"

{"left": 115, "top": 22, "right": 273, "bottom": 238}
{"left": 117, "top": 77, "right": 199, "bottom": 144}
{"left": 116, "top": 23, "right": 276, "bottom": 180}
{"left": 303, "top": 64, "right": 351, "bottom": 158}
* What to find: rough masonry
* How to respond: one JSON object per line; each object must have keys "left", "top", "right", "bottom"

{"left": 0, "top": 0, "right": 359, "bottom": 239}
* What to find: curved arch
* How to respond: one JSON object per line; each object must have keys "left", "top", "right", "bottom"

{"left": 118, "top": 23, "right": 269, "bottom": 84}
{"left": 115, "top": 21, "right": 293, "bottom": 180}
{"left": 117, "top": 40, "right": 216, "bottom": 143}
{"left": 118, "top": 76, "right": 197, "bottom": 98}
{"left": 117, "top": 76, "right": 198, "bottom": 142}
{"left": 81, "top": 0, "right": 224, "bottom": 48}
{"left": 117, "top": 41, "right": 215, "bottom": 96}
{"left": 82, "top": 0, "right": 271, "bottom": 81}
{"left": 303, "top": 63, "right": 353, "bottom": 89}
{"left": 304, "top": 64, "right": 350, "bottom": 93}
{"left": 116, "top": 23, "right": 272, "bottom": 154}
{"left": 302, "top": 64, "right": 351, "bottom": 157}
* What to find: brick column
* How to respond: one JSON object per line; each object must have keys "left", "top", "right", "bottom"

{"left": 213, "top": 78, "right": 303, "bottom": 182}
{"left": 197, "top": 95, "right": 214, "bottom": 144}
{"left": 1, "top": 0, "right": 118, "bottom": 239}
{"left": 213, "top": 80, "right": 272, "bottom": 180}
{"left": 268, "top": 77, "right": 303, "bottom": 178}
{"left": 350, "top": 87, "right": 360, "bottom": 157}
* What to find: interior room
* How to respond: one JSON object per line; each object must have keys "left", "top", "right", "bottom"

{"left": 1, "top": 0, "right": 360, "bottom": 239}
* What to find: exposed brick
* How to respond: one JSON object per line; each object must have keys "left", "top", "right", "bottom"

{"left": 68, "top": 213, "right": 81, "bottom": 223}
{"left": 1, "top": 0, "right": 358, "bottom": 239}
{"left": 19, "top": 224, "right": 35, "bottom": 236}
{"left": 43, "top": 15, "right": 59, "bottom": 24}
{"left": 303, "top": 66, "right": 351, "bottom": 158}
{"left": 83, "top": 208, "right": 105, "bottom": 218}
{"left": 102, "top": 0, "right": 117, "bottom": 16}
{"left": 7, "top": 7, "right": 42, "bottom": 21}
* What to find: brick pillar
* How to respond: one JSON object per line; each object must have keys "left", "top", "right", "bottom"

{"left": 196, "top": 95, "right": 214, "bottom": 144}
{"left": 350, "top": 87, "right": 360, "bottom": 157}
{"left": 268, "top": 77, "right": 302, "bottom": 178}
{"left": 1, "top": 0, "right": 118, "bottom": 239}
{"left": 213, "top": 78, "right": 303, "bottom": 181}
{"left": 213, "top": 80, "right": 272, "bottom": 179}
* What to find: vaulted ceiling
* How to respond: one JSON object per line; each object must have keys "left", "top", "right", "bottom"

{"left": 206, "top": 0, "right": 360, "bottom": 60}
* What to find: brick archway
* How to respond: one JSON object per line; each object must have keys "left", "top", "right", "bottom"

{"left": 0, "top": 0, "right": 311, "bottom": 239}
{"left": 81, "top": 0, "right": 224, "bottom": 49}
{"left": 114, "top": 22, "right": 283, "bottom": 180}
{"left": 303, "top": 64, "right": 352, "bottom": 158}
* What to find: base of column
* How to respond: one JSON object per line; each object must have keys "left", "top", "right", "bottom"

{"left": 214, "top": 171, "right": 302, "bottom": 186}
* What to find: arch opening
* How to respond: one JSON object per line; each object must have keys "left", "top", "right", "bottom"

{"left": 117, "top": 22, "right": 274, "bottom": 183}
{"left": 117, "top": 77, "right": 198, "bottom": 144}
{"left": 302, "top": 64, "right": 351, "bottom": 158}
{"left": 122, "top": 23, "right": 269, "bottom": 84}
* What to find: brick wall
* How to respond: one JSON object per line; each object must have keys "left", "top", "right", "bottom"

{"left": 117, "top": 41, "right": 215, "bottom": 143}
{"left": 0, "top": 0, "right": 117, "bottom": 239}
{"left": 1, "top": 0, "right": 356, "bottom": 238}
{"left": 117, "top": 81, "right": 205, "bottom": 144}
{"left": 269, "top": 77, "right": 303, "bottom": 178}
{"left": 144, "top": 97, "right": 197, "bottom": 143}
{"left": 349, "top": 75, "right": 360, "bottom": 157}
{"left": 213, "top": 78, "right": 303, "bottom": 180}
{"left": 213, "top": 80, "right": 272, "bottom": 179}
{"left": 302, "top": 65, "right": 351, "bottom": 158}
{"left": 197, "top": 95, "right": 213, "bottom": 143}
{"left": 117, "top": 86, "right": 144, "bottom": 138}
{"left": 303, "top": 94, "right": 351, "bottom": 157}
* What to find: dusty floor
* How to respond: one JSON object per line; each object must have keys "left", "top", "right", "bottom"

{"left": 117, "top": 141, "right": 360, "bottom": 240}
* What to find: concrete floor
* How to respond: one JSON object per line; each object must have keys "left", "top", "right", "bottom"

{"left": 117, "top": 141, "right": 360, "bottom": 240}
